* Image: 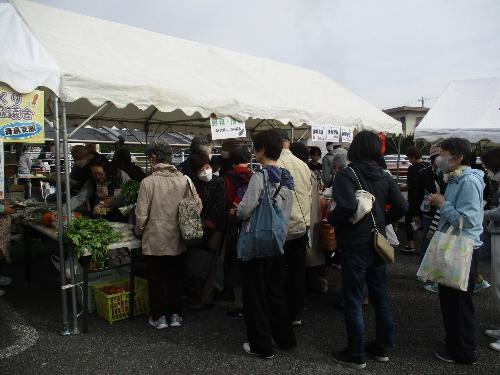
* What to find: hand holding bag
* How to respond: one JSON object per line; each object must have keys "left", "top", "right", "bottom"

{"left": 349, "top": 167, "right": 395, "bottom": 264}
{"left": 178, "top": 176, "right": 204, "bottom": 242}
{"left": 417, "top": 217, "right": 473, "bottom": 291}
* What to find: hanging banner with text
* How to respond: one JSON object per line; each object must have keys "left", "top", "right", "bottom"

{"left": 311, "top": 124, "right": 326, "bottom": 142}
{"left": 0, "top": 141, "right": 4, "bottom": 200}
{"left": 0, "top": 85, "right": 44, "bottom": 143}
{"left": 341, "top": 127, "right": 354, "bottom": 143}
{"left": 210, "top": 117, "right": 246, "bottom": 140}
{"left": 326, "top": 125, "right": 341, "bottom": 142}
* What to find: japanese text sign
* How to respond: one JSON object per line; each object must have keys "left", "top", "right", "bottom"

{"left": 311, "top": 125, "right": 326, "bottom": 142}
{"left": 0, "top": 141, "right": 4, "bottom": 199}
{"left": 326, "top": 125, "right": 340, "bottom": 142}
{"left": 341, "top": 127, "right": 353, "bottom": 143}
{"left": 210, "top": 117, "right": 246, "bottom": 140}
{"left": 0, "top": 85, "right": 44, "bottom": 143}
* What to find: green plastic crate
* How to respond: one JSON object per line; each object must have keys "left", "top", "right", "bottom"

{"left": 92, "top": 277, "right": 149, "bottom": 324}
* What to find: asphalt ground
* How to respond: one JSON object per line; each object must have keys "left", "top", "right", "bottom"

{"left": 0, "top": 235, "right": 499, "bottom": 375}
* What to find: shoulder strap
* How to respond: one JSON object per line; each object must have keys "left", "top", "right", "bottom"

{"left": 348, "top": 166, "right": 364, "bottom": 191}
{"left": 278, "top": 160, "right": 307, "bottom": 225}
{"left": 273, "top": 170, "right": 284, "bottom": 199}
{"left": 185, "top": 175, "right": 196, "bottom": 198}
{"left": 349, "top": 166, "right": 379, "bottom": 232}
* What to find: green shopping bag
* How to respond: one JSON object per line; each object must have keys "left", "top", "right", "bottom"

{"left": 416, "top": 217, "right": 474, "bottom": 291}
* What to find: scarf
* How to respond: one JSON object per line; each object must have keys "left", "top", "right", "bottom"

{"left": 444, "top": 165, "right": 468, "bottom": 183}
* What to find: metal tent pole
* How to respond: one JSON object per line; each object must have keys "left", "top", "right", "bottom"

{"left": 61, "top": 102, "right": 80, "bottom": 334}
{"left": 396, "top": 135, "right": 402, "bottom": 184}
{"left": 53, "top": 97, "right": 71, "bottom": 335}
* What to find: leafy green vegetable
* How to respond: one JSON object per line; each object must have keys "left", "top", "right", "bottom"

{"left": 65, "top": 217, "right": 121, "bottom": 263}
{"left": 121, "top": 180, "right": 141, "bottom": 204}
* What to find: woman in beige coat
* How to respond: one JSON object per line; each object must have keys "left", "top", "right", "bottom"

{"left": 135, "top": 139, "right": 199, "bottom": 329}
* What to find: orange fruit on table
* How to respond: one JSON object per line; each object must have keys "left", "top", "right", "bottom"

{"left": 41, "top": 212, "right": 53, "bottom": 226}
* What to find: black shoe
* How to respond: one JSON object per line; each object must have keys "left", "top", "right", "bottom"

{"left": 435, "top": 350, "right": 478, "bottom": 365}
{"left": 330, "top": 349, "right": 366, "bottom": 369}
{"left": 365, "top": 342, "right": 389, "bottom": 363}
{"left": 188, "top": 301, "right": 212, "bottom": 311}
{"left": 227, "top": 308, "right": 244, "bottom": 320}
{"left": 401, "top": 246, "right": 416, "bottom": 254}
{"left": 434, "top": 351, "right": 455, "bottom": 364}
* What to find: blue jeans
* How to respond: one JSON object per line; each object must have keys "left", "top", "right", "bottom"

{"left": 341, "top": 243, "right": 394, "bottom": 357}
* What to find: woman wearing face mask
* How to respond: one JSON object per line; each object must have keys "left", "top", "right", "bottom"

{"left": 481, "top": 147, "right": 500, "bottom": 351}
{"left": 187, "top": 153, "right": 227, "bottom": 310}
{"left": 429, "top": 138, "right": 485, "bottom": 365}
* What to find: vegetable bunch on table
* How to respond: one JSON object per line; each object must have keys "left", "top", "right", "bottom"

{"left": 121, "top": 180, "right": 141, "bottom": 205}
{"left": 65, "top": 217, "right": 121, "bottom": 263}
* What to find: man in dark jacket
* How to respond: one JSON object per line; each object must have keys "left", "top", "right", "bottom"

{"left": 415, "top": 145, "right": 446, "bottom": 261}
{"left": 112, "top": 148, "right": 145, "bottom": 182}
{"left": 402, "top": 146, "right": 429, "bottom": 254}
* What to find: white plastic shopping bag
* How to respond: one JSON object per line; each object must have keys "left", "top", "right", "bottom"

{"left": 417, "top": 218, "right": 473, "bottom": 291}
{"left": 385, "top": 224, "right": 399, "bottom": 246}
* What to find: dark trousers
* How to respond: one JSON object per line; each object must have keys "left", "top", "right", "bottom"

{"left": 438, "top": 251, "right": 479, "bottom": 364}
{"left": 405, "top": 212, "right": 414, "bottom": 242}
{"left": 145, "top": 254, "right": 185, "bottom": 320}
{"left": 341, "top": 243, "right": 394, "bottom": 358}
{"left": 242, "top": 256, "right": 297, "bottom": 357}
{"left": 284, "top": 234, "right": 307, "bottom": 321}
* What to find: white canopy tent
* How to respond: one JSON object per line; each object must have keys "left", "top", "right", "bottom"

{"left": 0, "top": 0, "right": 402, "bottom": 335}
{"left": 2, "top": 0, "right": 401, "bottom": 135}
{"left": 415, "top": 77, "right": 500, "bottom": 143}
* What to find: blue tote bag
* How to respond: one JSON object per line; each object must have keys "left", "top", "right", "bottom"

{"left": 236, "top": 169, "right": 287, "bottom": 262}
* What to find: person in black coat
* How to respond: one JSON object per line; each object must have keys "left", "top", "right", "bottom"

{"left": 328, "top": 131, "right": 408, "bottom": 369}
{"left": 112, "top": 148, "right": 145, "bottom": 182}
{"left": 414, "top": 145, "right": 446, "bottom": 262}
{"left": 187, "top": 153, "right": 226, "bottom": 310}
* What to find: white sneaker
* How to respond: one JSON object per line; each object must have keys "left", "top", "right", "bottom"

{"left": 170, "top": 314, "right": 183, "bottom": 327}
{"left": 474, "top": 280, "right": 491, "bottom": 293}
{"left": 149, "top": 316, "right": 168, "bottom": 330}
{"left": 0, "top": 289, "right": 5, "bottom": 297}
{"left": 485, "top": 329, "right": 500, "bottom": 340}
{"left": 489, "top": 340, "right": 500, "bottom": 352}
{"left": 0, "top": 276, "right": 12, "bottom": 287}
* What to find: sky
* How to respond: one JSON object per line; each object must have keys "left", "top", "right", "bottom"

{"left": 13, "top": 0, "right": 500, "bottom": 109}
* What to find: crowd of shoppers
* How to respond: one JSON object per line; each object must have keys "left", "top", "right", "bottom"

{"left": 2, "top": 129, "right": 497, "bottom": 370}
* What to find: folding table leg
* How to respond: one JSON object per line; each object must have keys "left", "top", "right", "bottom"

{"left": 81, "top": 256, "right": 91, "bottom": 333}
{"left": 129, "top": 248, "right": 136, "bottom": 321}
{"left": 23, "top": 226, "right": 32, "bottom": 282}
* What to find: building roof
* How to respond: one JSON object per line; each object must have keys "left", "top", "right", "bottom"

{"left": 383, "top": 106, "right": 430, "bottom": 114}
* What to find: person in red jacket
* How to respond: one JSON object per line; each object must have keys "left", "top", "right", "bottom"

{"left": 224, "top": 146, "right": 253, "bottom": 319}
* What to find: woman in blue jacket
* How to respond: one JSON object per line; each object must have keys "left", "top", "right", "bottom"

{"left": 430, "top": 138, "right": 484, "bottom": 365}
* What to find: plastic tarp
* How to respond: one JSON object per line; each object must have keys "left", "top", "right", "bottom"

{"left": 415, "top": 77, "right": 500, "bottom": 143}
{"left": 2, "top": 0, "right": 401, "bottom": 134}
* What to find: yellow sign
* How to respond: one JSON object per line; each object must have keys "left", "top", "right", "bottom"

{"left": 0, "top": 85, "right": 44, "bottom": 143}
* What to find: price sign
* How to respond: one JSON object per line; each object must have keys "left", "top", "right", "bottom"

{"left": 326, "top": 125, "right": 340, "bottom": 142}
{"left": 210, "top": 117, "right": 246, "bottom": 140}
{"left": 311, "top": 125, "right": 326, "bottom": 141}
{"left": 341, "top": 127, "right": 354, "bottom": 143}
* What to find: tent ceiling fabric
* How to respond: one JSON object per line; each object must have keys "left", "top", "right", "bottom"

{"left": 415, "top": 77, "right": 500, "bottom": 143}
{"left": 0, "top": 3, "right": 59, "bottom": 93}
{"left": 5, "top": 0, "right": 401, "bottom": 134}
{"left": 43, "top": 125, "right": 192, "bottom": 146}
